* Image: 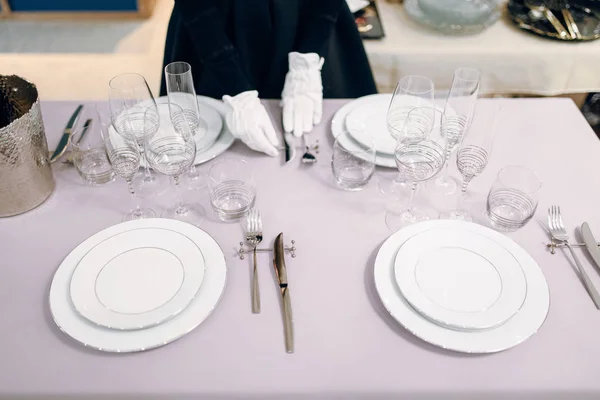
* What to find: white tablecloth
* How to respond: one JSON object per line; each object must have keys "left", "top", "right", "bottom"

{"left": 366, "top": 1, "right": 600, "bottom": 95}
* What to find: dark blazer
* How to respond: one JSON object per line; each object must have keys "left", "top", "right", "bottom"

{"left": 160, "top": 0, "right": 377, "bottom": 99}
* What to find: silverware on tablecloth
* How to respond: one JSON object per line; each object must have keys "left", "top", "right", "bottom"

{"left": 49, "top": 104, "right": 84, "bottom": 163}
{"left": 62, "top": 118, "right": 93, "bottom": 165}
{"left": 547, "top": 241, "right": 600, "bottom": 253}
{"left": 524, "top": 0, "right": 569, "bottom": 38}
{"left": 301, "top": 135, "right": 317, "bottom": 164}
{"left": 581, "top": 222, "right": 600, "bottom": 272}
{"left": 284, "top": 132, "right": 296, "bottom": 163}
{"left": 245, "top": 208, "right": 262, "bottom": 314}
{"left": 273, "top": 232, "right": 294, "bottom": 353}
{"left": 548, "top": 206, "right": 600, "bottom": 309}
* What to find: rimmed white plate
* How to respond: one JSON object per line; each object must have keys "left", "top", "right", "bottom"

{"left": 374, "top": 220, "right": 549, "bottom": 353}
{"left": 50, "top": 219, "right": 227, "bottom": 353}
{"left": 394, "top": 228, "right": 527, "bottom": 331}
{"left": 69, "top": 227, "right": 205, "bottom": 331}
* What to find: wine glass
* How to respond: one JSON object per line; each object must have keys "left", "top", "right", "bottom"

{"left": 379, "top": 75, "right": 435, "bottom": 198}
{"left": 385, "top": 112, "right": 446, "bottom": 231}
{"left": 145, "top": 103, "right": 205, "bottom": 226}
{"left": 439, "top": 102, "right": 499, "bottom": 221}
{"left": 165, "top": 62, "right": 208, "bottom": 190}
{"left": 97, "top": 105, "right": 155, "bottom": 221}
{"left": 428, "top": 67, "right": 480, "bottom": 196}
{"left": 108, "top": 73, "right": 168, "bottom": 198}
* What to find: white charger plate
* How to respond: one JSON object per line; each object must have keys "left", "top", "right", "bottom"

{"left": 69, "top": 227, "right": 205, "bottom": 331}
{"left": 50, "top": 219, "right": 227, "bottom": 353}
{"left": 394, "top": 228, "right": 527, "bottom": 331}
{"left": 374, "top": 220, "right": 549, "bottom": 353}
{"left": 331, "top": 94, "right": 396, "bottom": 168}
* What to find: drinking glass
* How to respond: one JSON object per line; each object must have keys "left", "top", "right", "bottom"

{"left": 70, "top": 113, "right": 115, "bottom": 186}
{"left": 487, "top": 166, "right": 542, "bottom": 232}
{"left": 145, "top": 103, "right": 205, "bottom": 226}
{"left": 209, "top": 158, "right": 256, "bottom": 222}
{"left": 385, "top": 136, "right": 446, "bottom": 231}
{"left": 332, "top": 130, "right": 376, "bottom": 191}
{"left": 428, "top": 67, "right": 480, "bottom": 196}
{"left": 165, "top": 61, "right": 208, "bottom": 189}
{"left": 98, "top": 112, "right": 155, "bottom": 221}
{"left": 108, "top": 73, "right": 167, "bottom": 197}
{"left": 440, "top": 102, "right": 499, "bottom": 221}
{"left": 379, "top": 75, "right": 435, "bottom": 197}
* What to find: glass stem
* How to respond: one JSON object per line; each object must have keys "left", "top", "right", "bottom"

{"left": 456, "top": 177, "right": 471, "bottom": 210}
{"left": 127, "top": 179, "right": 142, "bottom": 217}
{"left": 443, "top": 145, "right": 452, "bottom": 177}
{"left": 174, "top": 175, "right": 188, "bottom": 215}
{"left": 407, "top": 182, "right": 418, "bottom": 212}
{"left": 141, "top": 141, "right": 151, "bottom": 178}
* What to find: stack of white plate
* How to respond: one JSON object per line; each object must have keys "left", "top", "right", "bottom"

{"left": 375, "top": 220, "right": 550, "bottom": 353}
{"left": 331, "top": 94, "right": 448, "bottom": 168}
{"left": 49, "top": 219, "right": 227, "bottom": 352}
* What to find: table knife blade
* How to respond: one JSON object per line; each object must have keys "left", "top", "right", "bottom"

{"left": 581, "top": 222, "right": 600, "bottom": 273}
{"left": 284, "top": 132, "right": 295, "bottom": 163}
{"left": 50, "top": 104, "right": 83, "bottom": 163}
{"left": 273, "top": 232, "right": 293, "bottom": 353}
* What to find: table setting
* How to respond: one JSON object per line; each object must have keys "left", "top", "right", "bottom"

{"left": 3, "top": 63, "right": 600, "bottom": 398}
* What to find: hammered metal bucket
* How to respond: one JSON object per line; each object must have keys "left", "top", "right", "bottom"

{"left": 0, "top": 75, "right": 55, "bottom": 217}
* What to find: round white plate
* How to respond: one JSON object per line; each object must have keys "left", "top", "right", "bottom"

{"left": 156, "top": 96, "right": 223, "bottom": 152}
{"left": 374, "top": 220, "right": 549, "bottom": 353}
{"left": 331, "top": 94, "right": 396, "bottom": 168}
{"left": 50, "top": 219, "right": 227, "bottom": 353}
{"left": 394, "top": 228, "right": 527, "bottom": 330}
{"left": 69, "top": 227, "right": 205, "bottom": 330}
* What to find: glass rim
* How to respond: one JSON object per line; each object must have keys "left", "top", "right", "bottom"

{"left": 497, "top": 165, "right": 542, "bottom": 193}
{"left": 453, "top": 67, "right": 481, "bottom": 83}
{"left": 335, "top": 130, "right": 376, "bottom": 155}
{"left": 396, "top": 75, "right": 434, "bottom": 95}
{"left": 208, "top": 157, "right": 252, "bottom": 174}
{"left": 165, "top": 61, "right": 193, "bottom": 76}
{"left": 108, "top": 72, "right": 146, "bottom": 90}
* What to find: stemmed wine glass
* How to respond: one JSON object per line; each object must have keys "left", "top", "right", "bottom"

{"left": 98, "top": 105, "right": 155, "bottom": 221}
{"left": 379, "top": 75, "right": 435, "bottom": 198}
{"left": 439, "top": 102, "right": 499, "bottom": 221}
{"left": 428, "top": 67, "right": 480, "bottom": 196}
{"left": 108, "top": 73, "right": 168, "bottom": 198}
{"left": 145, "top": 103, "right": 205, "bottom": 226}
{"left": 165, "top": 62, "right": 208, "bottom": 189}
{"left": 385, "top": 108, "right": 445, "bottom": 231}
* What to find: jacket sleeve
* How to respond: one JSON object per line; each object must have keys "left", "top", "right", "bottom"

{"left": 174, "top": 0, "right": 253, "bottom": 96}
{"left": 295, "top": 0, "right": 345, "bottom": 57}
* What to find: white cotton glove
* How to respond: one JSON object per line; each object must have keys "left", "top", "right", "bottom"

{"left": 222, "top": 90, "right": 279, "bottom": 157}
{"left": 281, "top": 52, "right": 325, "bottom": 137}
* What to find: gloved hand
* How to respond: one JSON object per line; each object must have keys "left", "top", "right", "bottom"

{"left": 222, "top": 90, "right": 279, "bottom": 157}
{"left": 281, "top": 52, "right": 325, "bottom": 137}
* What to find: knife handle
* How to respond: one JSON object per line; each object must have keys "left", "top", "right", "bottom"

{"left": 282, "top": 287, "right": 294, "bottom": 353}
{"left": 566, "top": 243, "right": 600, "bottom": 309}
{"left": 252, "top": 248, "right": 261, "bottom": 314}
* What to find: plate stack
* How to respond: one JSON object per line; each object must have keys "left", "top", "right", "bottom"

{"left": 375, "top": 220, "right": 550, "bottom": 353}
{"left": 49, "top": 219, "right": 227, "bottom": 352}
{"left": 331, "top": 94, "right": 448, "bottom": 168}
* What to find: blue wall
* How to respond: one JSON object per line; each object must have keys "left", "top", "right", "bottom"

{"left": 8, "top": 0, "right": 138, "bottom": 12}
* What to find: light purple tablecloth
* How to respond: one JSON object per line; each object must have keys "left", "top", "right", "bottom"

{"left": 2, "top": 99, "right": 600, "bottom": 399}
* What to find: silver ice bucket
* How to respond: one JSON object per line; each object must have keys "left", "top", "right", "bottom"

{"left": 0, "top": 75, "right": 55, "bottom": 217}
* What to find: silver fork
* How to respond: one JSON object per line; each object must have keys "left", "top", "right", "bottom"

{"left": 548, "top": 205, "right": 600, "bottom": 309}
{"left": 245, "top": 208, "right": 262, "bottom": 313}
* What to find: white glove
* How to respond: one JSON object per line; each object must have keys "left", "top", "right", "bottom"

{"left": 281, "top": 52, "right": 324, "bottom": 137}
{"left": 222, "top": 90, "right": 279, "bottom": 157}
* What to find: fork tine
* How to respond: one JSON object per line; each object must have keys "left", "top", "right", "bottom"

{"left": 250, "top": 209, "right": 256, "bottom": 233}
{"left": 557, "top": 206, "right": 565, "bottom": 229}
{"left": 547, "top": 207, "right": 553, "bottom": 231}
{"left": 257, "top": 211, "right": 262, "bottom": 232}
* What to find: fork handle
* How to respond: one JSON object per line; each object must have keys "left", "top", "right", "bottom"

{"left": 566, "top": 243, "right": 600, "bottom": 309}
{"left": 252, "top": 247, "right": 261, "bottom": 314}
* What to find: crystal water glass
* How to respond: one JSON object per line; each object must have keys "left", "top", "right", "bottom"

{"left": 70, "top": 112, "right": 114, "bottom": 186}
{"left": 332, "top": 129, "right": 376, "bottom": 191}
{"left": 209, "top": 158, "right": 256, "bottom": 221}
{"left": 487, "top": 166, "right": 542, "bottom": 232}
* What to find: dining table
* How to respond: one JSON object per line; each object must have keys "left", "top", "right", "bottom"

{"left": 2, "top": 97, "right": 600, "bottom": 399}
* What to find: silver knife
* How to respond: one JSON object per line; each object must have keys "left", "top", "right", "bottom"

{"left": 581, "top": 223, "right": 600, "bottom": 273}
{"left": 50, "top": 104, "right": 84, "bottom": 163}
{"left": 273, "top": 232, "right": 294, "bottom": 353}
{"left": 284, "top": 132, "right": 296, "bottom": 163}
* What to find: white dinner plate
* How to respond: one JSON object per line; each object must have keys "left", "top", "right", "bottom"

{"left": 69, "top": 227, "right": 205, "bottom": 331}
{"left": 50, "top": 219, "right": 227, "bottom": 352}
{"left": 331, "top": 94, "right": 396, "bottom": 168}
{"left": 345, "top": 95, "right": 442, "bottom": 156}
{"left": 374, "top": 220, "right": 549, "bottom": 353}
{"left": 394, "top": 228, "right": 527, "bottom": 331}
